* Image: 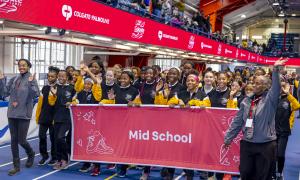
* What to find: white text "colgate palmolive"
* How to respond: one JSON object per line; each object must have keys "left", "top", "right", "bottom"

{"left": 74, "top": 11, "right": 110, "bottom": 24}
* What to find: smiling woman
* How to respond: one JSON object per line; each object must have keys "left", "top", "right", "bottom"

{"left": 0, "top": 59, "right": 40, "bottom": 176}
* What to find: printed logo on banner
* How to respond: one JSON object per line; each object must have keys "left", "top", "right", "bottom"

{"left": 0, "top": 0, "right": 22, "bottom": 13}
{"left": 241, "top": 53, "right": 246, "bottom": 57}
{"left": 86, "top": 130, "right": 114, "bottom": 154}
{"left": 157, "top": 30, "right": 178, "bottom": 41}
{"left": 158, "top": 30, "right": 163, "bottom": 40}
{"left": 217, "top": 44, "right": 222, "bottom": 54}
{"left": 200, "top": 42, "right": 212, "bottom": 49}
{"left": 61, "top": 5, "right": 110, "bottom": 24}
{"left": 131, "top": 20, "right": 145, "bottom": 39}
{"left": 225, "top": 48, "right": 232, "bottom": 54}
{"left": 62, "top": 5, "right": 73, "bottom": 21}
{"left": 188, "top": 35, "right": 195, "bottom": 49}
{"left": 236, "top": 49, "right": 239, "bottom": 58}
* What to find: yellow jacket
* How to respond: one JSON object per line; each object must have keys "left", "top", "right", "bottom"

{"left": 287, "top": 93, "right": 300, "bottom": 129}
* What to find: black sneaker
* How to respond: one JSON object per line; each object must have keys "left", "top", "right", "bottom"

{"left": 38, "top": 158, "right": 48, "bottom": 166}
{"left": 8, "top": 167, "right": 20, "bottom": 176}
{"left": 79, "top": 163, "right": 92, "bottom": 173}
{"left": 118, "top": 170, "right": 127, "bottom": 178}
{"left": 25, "top": 151, "right": 35, "bottom": 168}
{"left": 48, "top": 159, "right": 57, "bottom": 166}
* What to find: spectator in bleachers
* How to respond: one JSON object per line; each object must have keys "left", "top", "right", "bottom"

{"left": 151, "top": 0, "right": 163, "bottom": 21}
{"left": 175, "top": 0, "right": 185, "bottom": 18}
{"left": 161, "top": 0, "right": 172, "bottom": 24}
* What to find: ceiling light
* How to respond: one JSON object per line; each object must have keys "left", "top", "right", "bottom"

{"left": 292, "top": 14, "right": 296, "bottom": 17}
{"left": 200, "top": 54, "right": 206, "bottom": 57}
{"left": 91, "top": 36, "right": 112, "bottom": 42}
{"left": 241, "top": 14, "right": 246, "bottom": 18}
{"left": 52, "top": 29, "right": 58, "bottom": 33}
{"left": 165, "top": 49, "right": 173, "bottom": 52}
{"left": 138, "top": 48, "right": 152, "bottom": 52}
{"left": 38, "top": 27, "right": 47, "bottom": 31}
{"left": 156, "top": 51, "right": 167, "bottom": 55}
{"left": 207, "top": 55, "right": 214, "bottom": 58}
{"left": 115, "top": 44, "right": 131, "bottom": 50}
{"left": 168, "top": 53, "right": 177, "bottom": 56}
{"left": 278, "top": 11, "right": 285, "bottom": 17}
{"left": 216, "top": 56, "right": 221, "bottom": 59}
{"left": 148, "top": 46, "right": 159, "bottom": 50}
{"left": 125, "top": 43, "right": 139, "bottom": 47}
{"left": 0, "top": 20, "right": 4, "bottom": 24}
{"left": 272, "top": 2, "right": 279, "bottom": 6}
{"left": 177, "top": 51, "right": 184, "bottom": 54}
{"left": 182, "top": 55, "right": 189, "bottom": 58}
{"left": 234, "top": 60, "right": 238, "bottom": 62}
{"left": 188, "top": 52, "right": 197, "bottom": 55}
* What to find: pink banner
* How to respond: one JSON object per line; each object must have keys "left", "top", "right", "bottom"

{"left": 1, "top": 0, "right": 298, "bottom": 66}
{"left": 70, "top": 105, "right": 241, "bottom": 174}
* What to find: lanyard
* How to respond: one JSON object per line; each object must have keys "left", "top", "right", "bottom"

{"left": 249, "top": 96, "right": 262, "bottom": 119}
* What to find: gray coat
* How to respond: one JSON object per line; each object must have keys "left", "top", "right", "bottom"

{"left": 224, "top": 67, "right": 281, "bottom": 144}
{"left": 0, "top": 72, "right": 39, "bottom": 120}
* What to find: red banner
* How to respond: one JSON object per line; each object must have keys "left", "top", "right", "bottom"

{"left": 1, "top": 0, "right": 299, "bottom": 66}
{"left": 70, "top": 105, "right": 241, "bottom": 174}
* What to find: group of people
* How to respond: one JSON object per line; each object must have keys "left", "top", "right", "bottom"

{"left": 98, "top": 0, "right": 212, "bottom": 35}
{"left": 0, "top": 56, "right": 298, "bottom": 180}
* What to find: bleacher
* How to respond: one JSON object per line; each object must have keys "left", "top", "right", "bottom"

{"left": 263, "top": 33, "right": 299, "bottom": 58}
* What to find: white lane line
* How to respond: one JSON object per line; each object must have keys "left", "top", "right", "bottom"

{"left": 174, "top": 172, "right": 185, "bottom": 180}
{"left": 32, "top": 162, "right": 79, "bottom": 180}
{"left": 0, "top": 152, "right": 42, "bottom": 168}
{"left": 0, "top": 137, "right": 40, "bottom": 149}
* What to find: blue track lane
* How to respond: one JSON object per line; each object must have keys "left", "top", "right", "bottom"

{"left": 0, "top": 117, "right": 299, "bottom": 180}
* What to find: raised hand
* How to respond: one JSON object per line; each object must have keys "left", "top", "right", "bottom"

{"left": 28, "top": 73, "right": 36, "bottom": 82}
{"left": 281, "top": 83, "right": 290, "bottom": 95}
{"left": 107, "top": 89, "right": 116, "bottom": 100}
{"left": 163, "top": 83, "right": 170, "bottom": 98}
{"left": 274, "top": 57, "right": 288, "bottom": 67}
{"left": 156, "top": 80, "right": 164, "bottom": 92}
{"left": 229, "top": 89, "right": 238, "bottom": 99}
{"left": 0, "top": 70, "right": 4, "bottom": 80}
{"left": 50, "top": 86, "right": 57, "bottom": 95}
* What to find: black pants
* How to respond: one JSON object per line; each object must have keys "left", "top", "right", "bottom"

{"left": 240, "top": 140, "right": 276, "bottom": 180}
{"left": 54, "top": 122, "right": 70, "bottom": 161}
{"left": 39, "top": 123, "right": 56, "bottom": 160}
{"left": 8, "top": 118, "right": 34, "bottom": 161}
{"left": 277, "top": 135, "right": 289, "bottom": 174}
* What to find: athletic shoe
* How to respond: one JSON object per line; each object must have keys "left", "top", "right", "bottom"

{"left": 107, "top": 164, "right": 116, "bottom": 170}
{"left": 38, "top": 158, "right": 48, "bottom": 166}
{"left": 53, "top": 161, "right": 62, "bottom": 170}
{"left": 25, "top": 151, "right": 35, "bottom": 168}
{"left": 118, "top": 170, "right": 127, "bottom": 178}
{"left": 90, "top": 166, "right": 101, "bottom": 176}
{"left": 60, "top": 160, "right": 69, "bottom": 169}
{"left": 79, "top": 163, "right": 92, "bottom": 172}
{"left": 48, "top": 159, "right": 57, "bottom": 166}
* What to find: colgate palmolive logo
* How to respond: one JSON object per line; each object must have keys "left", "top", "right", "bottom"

{"left": 0, "top": 0, "right": 22, "bottom": 13}
{"left": 62, "top": 5, "right": 72, "bottom": 21}
{"left": 201, "top": 42, "right": 212, "bottom": 49}
{"left": 61, "top": 5, "right": 110, "bottom": 24}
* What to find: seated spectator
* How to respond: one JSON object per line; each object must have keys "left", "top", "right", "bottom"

{"left": 161, "top": 0, "right": 172, "bottom": 24}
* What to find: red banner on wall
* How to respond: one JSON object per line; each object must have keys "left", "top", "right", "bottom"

{"left": 1, "top": 0, "right": 299, "bottom": 66}
{"left": 70, "top": 105, "right": 241, "bottom": 174}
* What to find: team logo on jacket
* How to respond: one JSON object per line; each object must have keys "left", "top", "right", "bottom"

{"left": 282, "top": 101, "right": 289, "bottom": 110}
{"left": 0, "top": 0, "right": 22, "bottom": 13}
{"left": 125, "top": 94, "right": 133, "bottom": 101}
{"left": 220, "top": 98, "right": 228, "bottom": 106}
{"left": 65, "top": 91, "right": 71, "bottom": 99}
{"left": 131, "top": 20, "right": 145, "bottom": 39}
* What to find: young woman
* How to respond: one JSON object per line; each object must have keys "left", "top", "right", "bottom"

{"left": 200, "top": 70, "right": 215, "bottom": 97}
{"left": 48, "top": 70, "right": 76, "bottom": 170}
{"left": 36, "top": 66, "right": 60, "bottom": 166}
{"left": 0, "top": 59, "right": 39, "bottom": 176}
{"left": 100, "top": 70, "right": 140, "bottom": 178}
